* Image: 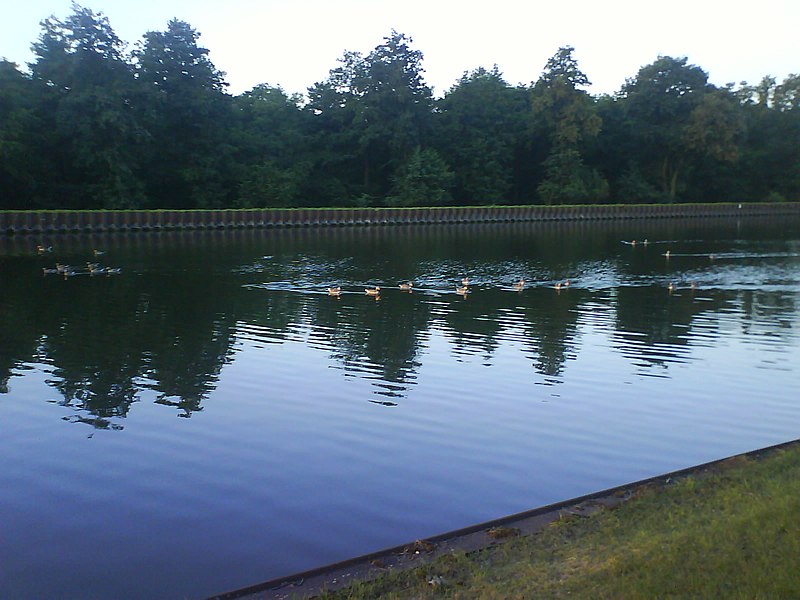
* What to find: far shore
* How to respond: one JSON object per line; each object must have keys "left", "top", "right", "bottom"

{"left": 2, "top": 202, "right": 799, "bottom": 236}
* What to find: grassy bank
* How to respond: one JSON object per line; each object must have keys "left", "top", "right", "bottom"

{"left": 324, "top": 445, "right": 800, "bottom": 598}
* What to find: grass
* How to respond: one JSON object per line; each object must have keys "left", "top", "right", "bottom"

{"left": 323, "top": 447, "right": 800, "bottom": 599}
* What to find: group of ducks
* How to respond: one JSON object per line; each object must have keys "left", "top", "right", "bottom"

{"left": 42, "top": 262, "right": 122, "bottom": 277}
{"left": 40, "top": 249, "right": 121, "bottom": 278}
{"left": 662, "top": 250, "right": 716, "bottom": 262}
{"left": 668, "top": 280, "right": 698, "bottom": 294}
{"left": 326, "top": 276, "right": 571, "bottom": 299}
{"left": 625, "top": 240, "right": 715, "bottom": 292}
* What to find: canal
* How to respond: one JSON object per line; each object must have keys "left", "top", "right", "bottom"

{"left": 1, "top": 216, "right": 799, "bottom": 598}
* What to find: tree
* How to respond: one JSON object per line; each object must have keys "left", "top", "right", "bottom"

{"left": 134, "top": 19, "right": 226, "bottom": 96}
{"left": 233, "top": 84, "right": 312, "bottom": 207}
{"left": 434, "top": 66, "right": 527, "bottom": 204}
{"left": 31, "top": 2, "right": 128, "bottom": 89}
{"left": 735, "top": 74, "right": 800, "bottom": 202}
{"left": 386, "top": 146, "right": 454, "bottom": 206}
{"left": 734, "top": 75, "right": 777, "bottom": 107}
{"left": 773, "top": 74, "right": 800, "bottom": 112}
{"left": 530, "top": 46, "right": 607, "bottom": 204}
{"left": 28, "top": 3, "right": 146, "bottom": 208}
{"left": 361, "top": 31, "right": 433, "bottom": 169}
{"left": 133, "top": 19, "right": 234, "bottom": 208}
{"left": 0, "top": 61, "right": 50, "bottom": 208}
{"left": 305, "top": 53, "right": 370, "bottom": 205}
{"left": 531, "top": 47, "right": 600, "bottom": 149}
{"left": 684, "top": 90, "right": 745, "bottom": 163}
{"left": 619, "top": 56, "right": 709, "bottom": 201}
{"left": 307, "top": 31, "right": 434, "bottom": 203}
{"left": 537, "top": 148, "right": 608, "bottom": 205}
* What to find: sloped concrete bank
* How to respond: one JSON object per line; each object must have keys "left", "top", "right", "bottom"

{"left": 2, "top": 202, "right": 799, "bottom": 234}
{"left": 209, "top": 438, "right": 800, "bottom": 600}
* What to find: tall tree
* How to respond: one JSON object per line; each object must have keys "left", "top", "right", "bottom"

{"left": 362, "top": 31, "right": 433, "bottom": 170}
{"left": 619, "top": 56, "right": 709, "bottom": 201}
{"left": 28, "top": 3, "right": 146, "bottom": 208}
{"left": 530, "top": 46, "right": 607, "bottom": 204}
{"left": 307, "top": 31, "right": 434, "bottom": 203}
{"left": 134, "top": 19, "right": 234, "bottom": 207}
{"left": 305, "top": 51, "right": 369, "bottom": 204}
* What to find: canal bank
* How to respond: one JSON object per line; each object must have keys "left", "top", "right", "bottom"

{"left": 2, "top": 202, "right": 799, "bottom": 235}
{"left": 211, "top": 437, "right": 800, "bottom": 599}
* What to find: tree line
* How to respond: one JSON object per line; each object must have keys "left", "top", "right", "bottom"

{"left": 1, "top": 4, "right": 798, "bottom": 211}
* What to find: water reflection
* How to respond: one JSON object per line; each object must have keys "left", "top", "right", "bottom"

{"left": 1, "top": 244, "right": 242, "bottom": 423}
{"left": 2, "top": 217, "right": 800, "bottom": 599}
{"left": 0, "top": 216, "right": 798, "bottom": 427}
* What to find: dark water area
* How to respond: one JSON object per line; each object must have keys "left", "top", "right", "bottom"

{"left": 1, "top": 217, "right": 799, "bottom": 598}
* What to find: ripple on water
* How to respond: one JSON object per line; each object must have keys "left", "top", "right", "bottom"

{"left": 2, "top": 219, "right": 800, "bottom": 598}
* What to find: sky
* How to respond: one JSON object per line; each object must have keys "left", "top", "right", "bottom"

{"left": 1, "top": 0, "right": 798, "bottom": 97}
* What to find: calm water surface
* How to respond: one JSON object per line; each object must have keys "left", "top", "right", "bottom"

{"left": 1, "top": 217, "right": 799, "bottom": 598}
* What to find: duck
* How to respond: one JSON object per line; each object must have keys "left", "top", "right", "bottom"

{"left": 554, "top": 279, "right": 570, "bottom": 291}
{"left": 93, "top": 249, "right": 105, "bottom": 257}
{"left": 91, "top": 266, "right": 121, "bottom": 276}
{"left": 668, "top": 281, "right": 675, "bottom": 293}
{"left": 36, "top": 245, "right": 53, "bottom": 254}
{"left": 455, "top": 285, "right": 469, "bottom": 296}
{"left": 42, "top": 267, "right": 59, "bottom": 275}
{"left": 461, "top": 277, "right": 470, "bottom": 286}
{"left": 513, "top": 278, "right": 525, "bottom": 291}
{"left": 663, "top": 250, "right": 671, "bottom": 258}
{"left": 365, "top": 286, "right": 381, "bottom": 296}
{"left": 398, "top": 281, "right": 413, "bottom": 291}
{"left": 327, "top": 286, "right": 342, "bottom": 296}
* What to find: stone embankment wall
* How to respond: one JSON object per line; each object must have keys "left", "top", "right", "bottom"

{"left": 2, "top": 203, "right": 799, "bottom": 234}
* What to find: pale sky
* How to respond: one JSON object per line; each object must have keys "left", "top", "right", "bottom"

{"left": 2, "top": 0, "right": 798, "bottom": 97}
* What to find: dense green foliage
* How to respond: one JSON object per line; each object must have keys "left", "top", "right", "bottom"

{"left": 1, "top": 4, "right": 799, "bottom": 209}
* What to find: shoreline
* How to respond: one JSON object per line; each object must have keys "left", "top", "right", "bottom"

{"left": 209, "top": 437, "right": 800, "bottom": 599}
{"left": 2, "top": 202, "right": 799, "bottom": 235}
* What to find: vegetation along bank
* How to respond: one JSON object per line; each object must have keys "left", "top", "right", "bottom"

{"left": 1, "top": 5, "right": 799, "bottom": 212}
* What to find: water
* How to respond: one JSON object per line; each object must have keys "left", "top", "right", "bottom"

{"left": 1, "top": 217, "right": 799, "bottom": 598}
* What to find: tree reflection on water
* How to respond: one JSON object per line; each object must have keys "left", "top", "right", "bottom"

{"left": 0, "top": 217, "right": 797, "bottom": 427}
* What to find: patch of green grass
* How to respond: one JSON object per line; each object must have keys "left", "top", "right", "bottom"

{"left": 324, "top": 447, "right": 800, "bottom": 599}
